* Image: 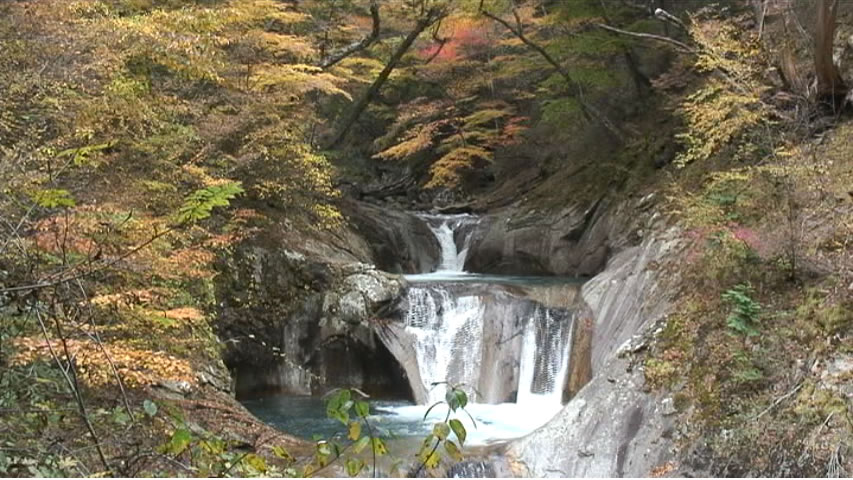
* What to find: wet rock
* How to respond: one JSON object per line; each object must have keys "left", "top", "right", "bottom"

{"left": 342, "top": 201, "right": 440, "bottom": 274}
{"left": 447, "top": 460, "right": 496, "bottom": 478}
{"left": 661, "top": 397, "right": 678, "bottom": 416}
{"left": 214, "top": 231, "right": 409, "bottom": 399}
{"left": 820, "top": 354, "right": 853, "bottom": 399}
{"left": 465, "top": 198, "right": 636, "bottom": 276}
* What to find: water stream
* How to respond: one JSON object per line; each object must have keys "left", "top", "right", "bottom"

{"left": 370, "top": 213, "right": 580, "bottom": 444}
{"left": 242, "top": 213, "right": 581, "bottom": 447}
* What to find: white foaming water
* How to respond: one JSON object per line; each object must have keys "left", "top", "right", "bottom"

{"left": 417, "top": 214, "right": 477, "bottom": 273}
{"left": 404, "top": 287, "right": 484, "bottom": 405}
{"left": 516, "top": 307, "right": 574, "bottom": 407}
{"left": 378, "top": 401, "right": 563, "bottom": 446}
{"left": 388, "top": 213, "right": 575, "bottom": 444}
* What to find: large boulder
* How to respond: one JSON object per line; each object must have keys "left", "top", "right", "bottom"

{"left": 214, "top": 231, "right": 412, "bottom": 399}
{"left": 342, "top": 200, "right": 440, "bottom": 274}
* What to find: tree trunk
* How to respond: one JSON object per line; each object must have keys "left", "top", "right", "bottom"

{"left": 815, "top": 0, "right": 847, "bottom": 106}
{"left": 328, "top": 9, "right": 445, "bottom": 148}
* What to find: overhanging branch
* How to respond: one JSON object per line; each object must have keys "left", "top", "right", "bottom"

{"left": 319, "top": 0, "right": 381, "bottom": 69}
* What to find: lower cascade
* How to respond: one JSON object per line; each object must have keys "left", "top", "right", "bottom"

{"left": 376, "top": 213, "right": 583, "bottom": 444}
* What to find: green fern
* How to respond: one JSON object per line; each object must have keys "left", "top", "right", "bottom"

{"left": 722, "top": 283, "right": 761, "bottom": 336}
{"left": 175, "top": 181, "right": 244, "bottom": 224}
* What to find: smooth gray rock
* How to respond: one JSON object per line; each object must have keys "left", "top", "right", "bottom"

{"left": 505, "top": 230, "right": 683, "bottom": 477}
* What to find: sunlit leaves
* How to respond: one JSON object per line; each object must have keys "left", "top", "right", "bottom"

{"left": 348, "top": 421, "right": 361, "bottom": 440}
{"left": 444, "top": 440, "right": 463, "bottom": 461}
{"left": 161, "top": 428, "right": 192, "bottom": 455}
{"left": 416, "top": 385, "right": 471, "bottom": 473}
{"left": 175, "top": 181, "right": 244, "bottom": 224}
{"left": 30, "top": 189, "right": 76, "bottom": 208}
{"left": 674, "top": 12, "right": 769, "bottom": 167}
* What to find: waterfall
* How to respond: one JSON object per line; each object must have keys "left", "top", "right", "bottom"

{"left": 418, "top": 214, "right": 477, "bottom": 272}
{"left": 404, "top": 287, "right": 485, "bottom": 405}
{"left": 516, "top": 307, "right": 573, "bottom": 406}
{"left": 400, "top": 214, "right": 574, "bottom": 408}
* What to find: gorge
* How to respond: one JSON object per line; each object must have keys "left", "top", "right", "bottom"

{"left": 238, "top": 211, "right": 589, "bottom": 448}
{"left": 2, "top": 1, "right": 850, "bottom": 477}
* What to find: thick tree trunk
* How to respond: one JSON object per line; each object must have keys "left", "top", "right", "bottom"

{"left": 815, "top": 0, "right": 847, "bottom": 105}
{"left": 328, "top": 9, "right": 445, "bottom": 148}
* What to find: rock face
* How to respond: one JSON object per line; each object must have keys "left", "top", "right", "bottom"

{"left": 214, "top": 232, "right": 413, "bottom": 399}
{"left": 505, "top": 228, "right": 683, "bottom": 477}
{"left": 465, "top": 198, "right": 638, "bottom": 276}
{"left": 343, "top": 201, "right": 440, "bottom": 274}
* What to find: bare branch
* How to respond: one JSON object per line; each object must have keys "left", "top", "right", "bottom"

{"left": 595, "top": 23, "right": 695, "bottom": 53}
{"left": 319, "top": 0, "right": 381, "bottom": 69}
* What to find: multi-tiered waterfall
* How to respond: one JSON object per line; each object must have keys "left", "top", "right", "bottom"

{"left": 378, "top": 214, "right": 581, "bottom": 443}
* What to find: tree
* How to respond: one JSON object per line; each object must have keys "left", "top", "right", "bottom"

{"left": 814, "top": 0, "right": 847, "bottom": 106}
{"left": 478, "top": 0, "right": 622, "bottom": 139}
{"left": 319, "top": 0, "right": 381, "bottom": 69}
{"left": 328, "top": 3, "right": 449, "bottom": 147}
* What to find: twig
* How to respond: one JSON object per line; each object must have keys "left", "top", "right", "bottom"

{"left": 73, "top": 278, "right": 136, "bottom": 425}
{"left": 752, "top": 382, "right": 803, "bottom": 421}
{"left": 595, "top": 23, "right": 695, "bottom": 53}
{"left": 0, "top": 224, "right": 176, "bottom": 294}
{"left": 33, "top": 305, "right": 111, "bottom": 472}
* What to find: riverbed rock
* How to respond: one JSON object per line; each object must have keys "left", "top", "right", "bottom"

{"left": 214, "top": 229, "right": 412, "bottom": 399}
{"left": 343, "top": 200, "right": 440, "bottom": 274}
{"left": 464, "top": 198, "right": 650, "bottom": 277}
{"left": 504, "top": 230, "right": 684, "bottom": 477}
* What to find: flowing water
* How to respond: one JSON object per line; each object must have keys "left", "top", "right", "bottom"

{"left": 377, "top": 213, "right": 580, "bottom": 443}
{"left": 242, "top": 213, "right": 582, "bottom": 447}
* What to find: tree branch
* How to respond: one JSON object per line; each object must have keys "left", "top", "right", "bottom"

{"left": 319, "top": 0, "right": 381, "bottom": 69}
{"left": 595, "top": 23, "right": 695, "bottom": 53}
{"left": 479, "top": 6, "right": 623, "bottom": 139}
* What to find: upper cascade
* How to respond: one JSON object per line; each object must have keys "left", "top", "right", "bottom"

{"left": 416, "top": 214, "right": 479, "bottom": 273}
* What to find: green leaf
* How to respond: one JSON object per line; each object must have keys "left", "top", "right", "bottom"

{"left": 143, "top": 400, "right": 158, "bottom": 417}
{"left": 351, "top": 436, "right": 370, "bottom": 454}
{"left": 112, "top": 407, "right": 130, "bottom": 426}
{"left": 56, "top": 140, "right": 117, "bottom": 166}
{"left": 175, "top": 181, "right": 243, "bottom": 224}
{"left": 371, "top": 437, "right": 387, "bottom": 457}
{"left": 31, "top": 189, "right": 75, "bottom": 208}
{"left": 272, "top": 445, "right": 294, "bottom": 462}
{"left": 449, "top": 419, "right": 466, "bottom": 446}
{"left": 446, "top": 388, "right": 468, "bottom": 411}
{"left": 345, "top": 458, "right": 365, "bottom": 477}
{"left": 444, "top": 440, "right": 463, "bottom": 461}
{"left": 354, "top": 400, "right": 370, "bottom": 418}
{"left": 433, "top": 422, "right": 450, "bottom": 440}
{"left": 244, "top": 453, "right": 267, "bottom": 473}
{"left": 317, "top": 442, "right": 332, "bottom": 457}
{"left": 423, "top": 450, "right": 441, "bottom": 469}
{"left": 348, "top": 421, "right": 361, "bottom": 441}
{"left": 162, "top": 428, "right": 192, "bottom": 455}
